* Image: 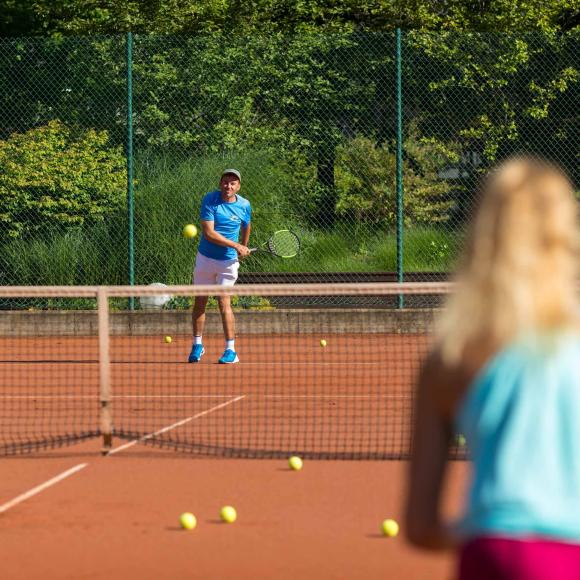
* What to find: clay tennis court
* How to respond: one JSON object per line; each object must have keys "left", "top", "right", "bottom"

{"left": 1, "top": 331, "right": 430, "bottom": 458}
{"left": 0, "top": 287, "right": 469, "bottom": 579}
{"left": 2, "top": 445, "right": 469, "bottom": 579}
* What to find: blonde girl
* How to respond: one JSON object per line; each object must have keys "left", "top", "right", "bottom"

{"left": 405, "top": 156, "right": 580, "bottom": 580}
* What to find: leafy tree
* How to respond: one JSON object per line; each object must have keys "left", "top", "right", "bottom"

{"left": 0, "top": 3, "right": 576, "bottom": 242}
{"left": 403, "top": 29, "right": 579, "bottom": 184}
{"left": 0, "top": 36, "right": 126, "bottom": 142}
{"left": 1, "top": 0, "right": 576, "bottom": 36}
{"left": 127, "top": 33, "right": 396, "bottom": 225}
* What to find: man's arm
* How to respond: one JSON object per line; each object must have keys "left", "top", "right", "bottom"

{"left": 201, "top": 220, "right": 250, "bottom": 257}
{"left": 240, "top": 223, "right": 251, "bottom": 247}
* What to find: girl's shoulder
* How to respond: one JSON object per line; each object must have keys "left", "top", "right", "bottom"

{"left": 419, "top": 341, "right": 496, "bottom": 420}
{"left": 422, "top": 330, "right": 580, "bottom": 420}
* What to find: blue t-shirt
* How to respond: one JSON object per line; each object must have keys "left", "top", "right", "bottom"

{"left": 455, "top": 333, "right": 580, "bottom": 542}
{"left": 197, "top": 191, "right": 251, "bottom": 261}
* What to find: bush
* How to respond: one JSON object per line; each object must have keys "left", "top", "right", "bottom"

{"left": 0, "top": 120, "right": 125, "bottom": 241}
{"left": 334, "top": 135, "right": 457, "bottom": 226}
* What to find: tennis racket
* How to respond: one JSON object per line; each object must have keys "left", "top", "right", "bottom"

{"left": 249, "top": 230, "right": 300, "bottom": 258}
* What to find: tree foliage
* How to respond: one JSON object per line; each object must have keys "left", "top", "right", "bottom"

{"left": 0, "top": 0, "right": 576, "bottom": 36}
{"left": 335, "top": 134, "right": 457, "bottom": 226}
{"left": 0, "top": 120, "right": 125, "bottom": 240}
{"left": 0, "top": 2, "right": 576, "bottom": 238}
{"left": 404, "top": 29, "right": 579, "bottom": 182}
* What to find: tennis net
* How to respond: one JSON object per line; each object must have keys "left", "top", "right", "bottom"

{"left": 0, "top": 283, "right": 456, "bottom": 459}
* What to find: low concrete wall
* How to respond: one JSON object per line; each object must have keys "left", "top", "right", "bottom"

{"left": 0, "top": 309, "right": 437, "bottom": 336}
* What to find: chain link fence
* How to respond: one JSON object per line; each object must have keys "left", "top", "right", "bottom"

{"left": 0, "top": 31, "right": 577, "bottom": 307}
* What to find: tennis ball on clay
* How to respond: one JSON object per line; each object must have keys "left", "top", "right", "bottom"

{"left": 320, "top": 339, "right": 327, "bottom": 347}
{"left": 220, "top": 506, "right": 237, "bottom": 523}
{"left": 183, "top": 224, "right": 198, "bottom": 238}
{"left": 164, "top": 335, "right": 172, "bottom": 344}
{"left": 179, "top": 512, "right": 197, "bottom": 530}
{"left": 381, "top": 518, "right": 399, "bottom": 537}
{"left": 288, "top": 456, "right": 303, "bottom": 471}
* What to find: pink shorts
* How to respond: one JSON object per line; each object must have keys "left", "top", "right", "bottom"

{"left": 459, "top": 537, "right": 580, "bottom": 580}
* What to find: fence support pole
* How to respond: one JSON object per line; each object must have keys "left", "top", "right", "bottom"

{"left": 126, "top": 32, "right": 135, "bottom": 309}
{"left": 395, "top": 28, "right": 404, "bottom": 308}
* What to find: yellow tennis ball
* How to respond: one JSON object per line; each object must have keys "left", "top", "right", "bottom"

{"left": 456, "top": 434, "right": 466, "bottom": 447}
{"left": 320, "top": 339, "right": 327, "bottom": 347}
{"left": 164, "top": 335, "right": 172, "bottom": 344}
{"left": 288, "top": 456, "right": 303, "bottom": 471}
{"left": 183, "top": 224, "right": 198, "bottom": 238}
{"left": 381, "top": 519, "right": 399, "bottom": 537}
{"left": 179, "top": 512, "right": 197, "bottom": 530}
{"left": 220, "top": 505, "right": 237, "bottom": 523}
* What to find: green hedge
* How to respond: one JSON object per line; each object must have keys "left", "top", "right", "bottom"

{"left": 0, "top": 120, "right": 125, "bottom": 242}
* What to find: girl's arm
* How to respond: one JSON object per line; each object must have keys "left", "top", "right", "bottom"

{"left": 405, "top": 352, "right": 458, "bottom": 551}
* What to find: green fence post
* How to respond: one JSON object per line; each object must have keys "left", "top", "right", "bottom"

{"left": 127, "top": 32, "right": 135, "bottom": 309}
{"left": 396, "top": 28, "right": 404, "bottom": 308}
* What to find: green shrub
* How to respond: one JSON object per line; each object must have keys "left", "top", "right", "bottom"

{"left": 0, "top": 120, "right": 125, "bottom": 241}
{"left": 334, "top": 135, "right": 457, "bottom": 227}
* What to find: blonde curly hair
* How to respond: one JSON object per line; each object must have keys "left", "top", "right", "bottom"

{"left": 437, "top": 156, "right": 579, "bottom": 365}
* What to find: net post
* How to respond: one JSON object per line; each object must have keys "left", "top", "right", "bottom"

{"left": 97, "top": 287, "right": 112, "bottom": 455}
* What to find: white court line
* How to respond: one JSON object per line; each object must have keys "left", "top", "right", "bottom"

{"left": 1, "top": 394, "right": 407, "bottom": 400}
{"left": 108, "top": 395, "right": 246, "bottom": 455}
{"left": 0, "top": 463, "right": 87, "bottom": 515}
{"left": 235, "top": 362, "right": 387, "bottom": 365}
{"left": 0, "top": 395, "right": 243, "bottom": 400}
{"left": 263, "top": 394, "right": 410, "bottom": 399}
{"left": 104, "top": 362, "right": 387, "bottom": 366}
{"left": 0, "top": 396, "right": 246, "bottom": 513}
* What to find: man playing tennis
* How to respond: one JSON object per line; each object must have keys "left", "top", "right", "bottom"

{"left": 188, "top": 169, "right": 251, "bottom": 364}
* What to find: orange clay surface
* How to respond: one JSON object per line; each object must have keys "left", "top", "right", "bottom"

{"left": 1, "top": 444, "right": 468, "bottom": 580}
{"left": 1, "top": 333, "right": 468, "bottom": 579}
{"left": 0, "top": 333, "right": 429, "bottom": 458}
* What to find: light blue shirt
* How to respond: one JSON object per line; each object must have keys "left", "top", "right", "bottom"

{"left": 455, "top": 333, "right": 580, "bottom": 542}
{"left": 198, "top": 191, "right": 251, "bottom": 261}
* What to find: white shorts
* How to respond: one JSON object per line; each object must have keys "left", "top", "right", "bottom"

{"left": 193, "top": 252, "right": 239, "bottom": 286}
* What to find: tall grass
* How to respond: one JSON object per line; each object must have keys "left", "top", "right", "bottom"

{"left": 133, "top": 149, "right": 299, "bottom": 285}
{"left": 2, "top": 225, "right": 127, "bottom": 286}
{"left": 376, "top": 228, "right": 461, "bottom": 272}
{"left": 0, "top": 226, "right": 128, "bottom": 309}
{"left": 257, "top": 226, "right": 460, "bottom": 274}
{"left": 1, "top": 152, "right": 462, "bottom": 295}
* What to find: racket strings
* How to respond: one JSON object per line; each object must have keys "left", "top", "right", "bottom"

{"left": 268, "top": 231, "right": 300, "bottom": 258}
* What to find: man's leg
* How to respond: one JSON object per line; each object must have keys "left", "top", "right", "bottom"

{"left": 217, "top": 294, "right": 239, "bottom": 363}
{"left": 192, "top": 296, "right": 209, "bottom": 336}
{"left": 188, "top": 296, "right": 208, "bottom": 363}
{"left": 217, "top": 260, "right": 240, "bottom": 364}
{"left": 218, "top": 294, "right": 235, "bottom": 341}
{"left": 189, "top": 253, "right": 214, "bottom": 363}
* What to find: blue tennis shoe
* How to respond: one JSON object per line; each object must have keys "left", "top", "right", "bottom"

{"left": 188, "top": 344, "right": 205, "bottom": 363}
{"left": 218, "top": 349, "right": 239, "bottom": 364}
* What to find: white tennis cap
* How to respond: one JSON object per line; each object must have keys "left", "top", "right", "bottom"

{"left": 221, "top": 168, "right": 241, "bottom": 181}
